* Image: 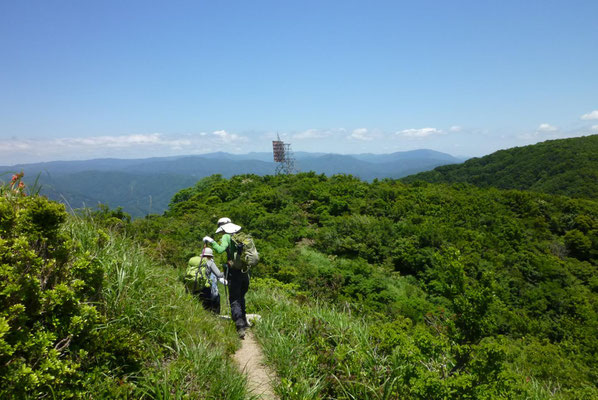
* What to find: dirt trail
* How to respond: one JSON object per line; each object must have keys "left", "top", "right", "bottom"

{"left": 233, "top": 330, "right": 279, "bottom": 400}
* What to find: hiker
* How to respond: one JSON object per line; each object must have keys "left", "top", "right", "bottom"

{"left": 203, "top": 217, "right": 251, "bottom": 338}
{"left": 186, "top": 247, "right": 227, "bottom": 314}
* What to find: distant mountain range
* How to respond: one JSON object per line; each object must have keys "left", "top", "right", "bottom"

{"left": 403, "top": 135, "right": 598, "bottom": 200}
{"left": 1, "top": 150, "right": 464, "bottom": 217}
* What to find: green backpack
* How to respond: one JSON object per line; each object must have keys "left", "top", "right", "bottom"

{"left": 185, "top": 256, "right": 210, "bottom": 292}
{"left": 231, "top": 232, "right": 259, "bottom": 271}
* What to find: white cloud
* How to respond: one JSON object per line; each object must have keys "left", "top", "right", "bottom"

{"left": 592, "top": 125, "right": 598, "bottom": 132}
{"left": 0, "top": 139, "right": 31, "bottom": 151}
{"left": 349, "top": 128, "right": 373, "bottom": 141}
{"left": 293, "top": 128, "right": 347, "bottom": 140}
{"left": 55, "top": 133, "right": 182, "bottom": 148}
{"left": 581, "top": 110, "right": 598, "bottom": 120}
{"left": 449, "top": 125, "right": 462, "bottom": 132}
{"left": 398, "top": 127, "right": 443, "bottom": 138}
{"left": 211, "top": 130, "right": 247, "bottom": 144}
{"left": 537, "top": 123, "right": 557, "bottom": 132}
{"left": 0, "top": 133, "right": 207, "bottom": 164}
{"left": 293, "top": 129, "right": 332, "bottom": 140}
{"left": 0, "top": 133, "right": 191, "bottom": 154}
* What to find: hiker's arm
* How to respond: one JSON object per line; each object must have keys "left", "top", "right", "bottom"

{"left": 207, "top": 260, "right": 224, "bottom": 279}
{"left": 211, "top": 234, "right": 230, "bottom": 254}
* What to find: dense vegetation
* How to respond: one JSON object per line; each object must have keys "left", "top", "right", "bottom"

{"left": 130, "top": 172, "right": 598, "bottom": 399}
{"left": 403, "top": 135, "right": 598, "bottom": 199}
{"left": 0, "top": 174, "right": 248, "bottom": 399}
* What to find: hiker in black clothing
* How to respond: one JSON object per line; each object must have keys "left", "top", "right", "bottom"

{"left": 203, "top": 217, "right": 250, "bottom": 338}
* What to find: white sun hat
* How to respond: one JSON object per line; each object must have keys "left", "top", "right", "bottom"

{"left": 215, "top": 222, "right": 242, "bottom": 234}
{"left": 217, "top": 217, "right": 231, "bottom": 227}
{"left": 202, "top": 248, "right": 214, "bottom": 257}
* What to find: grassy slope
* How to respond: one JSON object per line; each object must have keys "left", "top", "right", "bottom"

{"left": 402, "top": 135, "right": 598, "bottom": 199}
{"left": 248, "top": 279, "right": 568, "bottom": 400}
{"left": 63, "top": 214, "right": 249, "bottom": 399}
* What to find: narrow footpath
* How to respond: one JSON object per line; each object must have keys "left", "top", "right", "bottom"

{"left": 233, "top": 330, "right": 279, "bottom": 400}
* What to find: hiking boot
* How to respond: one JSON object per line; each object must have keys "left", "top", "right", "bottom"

{"left": 237, "top": 327, "right": 246, "bottom": 339}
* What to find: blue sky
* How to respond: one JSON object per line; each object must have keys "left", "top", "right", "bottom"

{"left": 1, "top": 0, "right": 597, "bottom": 164}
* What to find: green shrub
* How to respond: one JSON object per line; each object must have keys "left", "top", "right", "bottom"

{"left": 1, "top": 182, "right": 249, "bottom": 399}
{"left": 0, "top": 187, "right": 105, "bottom": 397}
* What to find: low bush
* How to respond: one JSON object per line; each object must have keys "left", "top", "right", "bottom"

{"left": 1, "top": 176, "right": 248, "bottom": 399}
{"left": 249, "top": 279, "right": 591, "bottom": 400}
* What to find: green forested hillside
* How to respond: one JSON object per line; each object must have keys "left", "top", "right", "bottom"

{"left": 39, "top": 171, "right": 198, "bottom": 217}
{"left": 402, "top": 135, "right": 598, "bottom": 199}
{"left": 129, "top": 173, "right": 598, "bottom": 399}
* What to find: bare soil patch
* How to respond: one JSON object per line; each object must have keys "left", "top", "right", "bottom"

{"left": 233, "top": 330, "right": 279, "bottom": 400}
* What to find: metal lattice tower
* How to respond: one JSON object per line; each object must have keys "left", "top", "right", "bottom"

{"left": 272, "top": 133, "right": 296, "bottom": 175}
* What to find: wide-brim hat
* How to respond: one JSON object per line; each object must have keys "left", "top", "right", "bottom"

{"left": 202, "top": 248, "right": 214, "bottom": 257}
{"left": 215, "top": 222, "right": 242, "bottom": 234}
{"left": 217, "top": 217, "right": 231, "bottom": 226}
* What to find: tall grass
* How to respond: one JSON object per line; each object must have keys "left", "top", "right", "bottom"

{"left": 248, "top": 279, "right": 390, "bottom": 399}
{"left": 64, "top": 214, "right": 250, "bottom": 399}
{"left": 247, "top": 278, "right": 564, "bottom": 400}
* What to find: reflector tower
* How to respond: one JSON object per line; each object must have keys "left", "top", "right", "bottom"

{"left": 272, "top": 133, "right": 296, "bottom": 175}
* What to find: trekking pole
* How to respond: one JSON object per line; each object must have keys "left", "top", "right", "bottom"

{"left": 193, "top": 243, "right": 207, "bottom": 294}
{"left": 224, "top": 262, "right": 231, "bottom": 316}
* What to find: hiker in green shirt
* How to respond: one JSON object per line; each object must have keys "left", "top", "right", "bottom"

{"left": 203, "top": 217, "right": 251, "bottom": 339}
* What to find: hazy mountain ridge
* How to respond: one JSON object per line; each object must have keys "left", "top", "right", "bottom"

{"left": 1, "top": 149, "right": 462, "bottom": 216}
{"left": 1, "top": 149, "right": 461, "bottom": 174}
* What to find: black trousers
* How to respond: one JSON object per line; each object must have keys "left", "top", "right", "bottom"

{"left": 227, "top": 268, "right": 249, "bottom": 329}
{"left": 198, "top": 287, "right": 221, "bottom": 314}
